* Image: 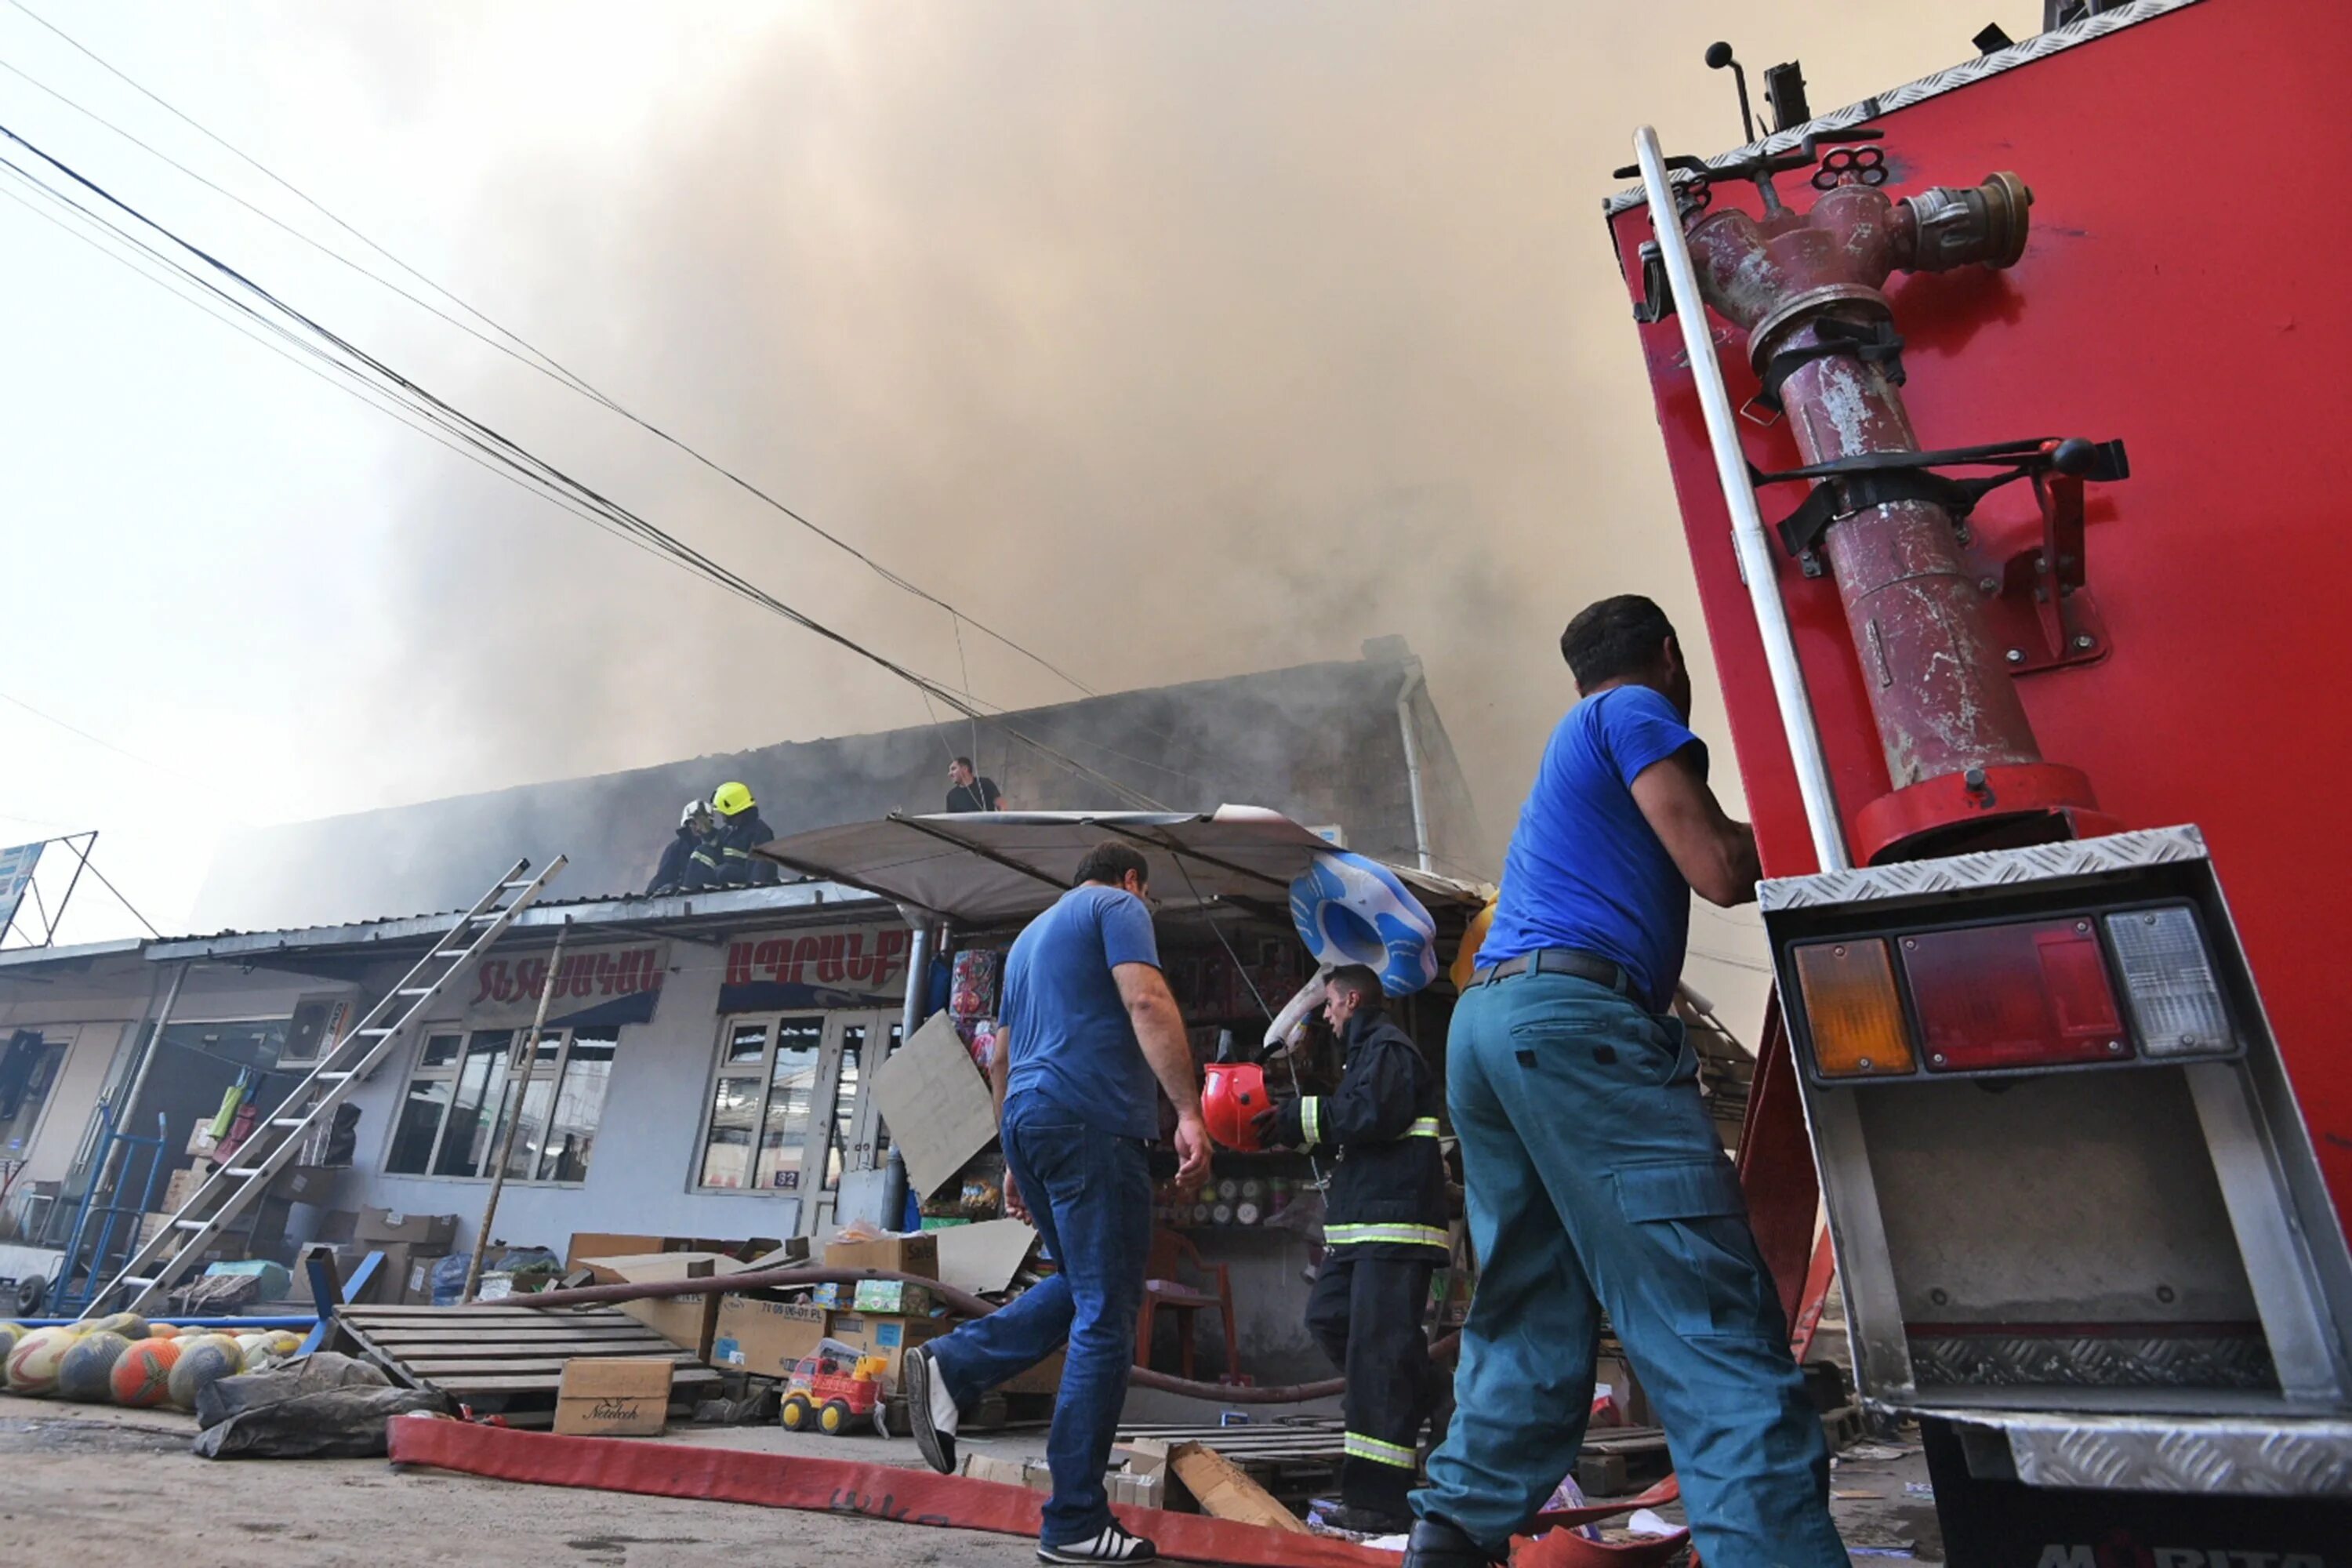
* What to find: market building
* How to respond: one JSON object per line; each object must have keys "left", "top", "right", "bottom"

{"left": 0, "top": 642, "right": 1506, "bottom": 1378}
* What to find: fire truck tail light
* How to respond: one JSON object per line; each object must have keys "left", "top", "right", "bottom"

{"left": 2104, "top": 907, "right": 2234, "bottom": 1058}
{"left": 1792, "top": 939, "right": 1915, "bottom": 1077}
{"left": 1900, "top": 919, "right": 2125, "bottom": 1072}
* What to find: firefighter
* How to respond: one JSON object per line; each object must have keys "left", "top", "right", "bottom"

{"left": 646, "top": 798, "right": 713, "bottom": 895}
{"left": 1256, "top": 963, "right": 1449, "bottom": 1536}
{"left": 691, "top": 782, "right": 780, "bottom": 890}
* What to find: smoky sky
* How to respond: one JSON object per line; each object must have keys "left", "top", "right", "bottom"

{"left": 343, "top": 1, "right": 2034, "bottom": 893}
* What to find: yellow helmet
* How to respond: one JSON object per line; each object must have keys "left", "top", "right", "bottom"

{"left": 712, "top": 781, "right": 755, "bottom": 818}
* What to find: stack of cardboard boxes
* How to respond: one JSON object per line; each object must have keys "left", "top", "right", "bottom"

{"left": 710, "top": 1230, "right": 1065, "bottom": 1400}
{"left": 357, "top": 1207, "right": 459, "bottom": 1303}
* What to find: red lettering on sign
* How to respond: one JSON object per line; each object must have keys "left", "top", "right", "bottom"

{"left": 725, "top": 942, "right": 753, "bottom": 986}
{"left": 815, "top": 934, "right": 848, "bottom": 984}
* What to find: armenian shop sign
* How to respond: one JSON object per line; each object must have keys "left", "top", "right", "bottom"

{"left": 719, "top": 924, "right": 909, "bottom": 1014}
{"left": 466, "top": 942, "right": 669, "bottom": 1029}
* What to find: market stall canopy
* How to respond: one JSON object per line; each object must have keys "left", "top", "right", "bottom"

{"left": 755, "top": 807, "right": 1489, "bottom": 927}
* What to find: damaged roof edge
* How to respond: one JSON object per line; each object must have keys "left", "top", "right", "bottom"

{"left": 143, "top": 880, "right": 882, "bottom": 964}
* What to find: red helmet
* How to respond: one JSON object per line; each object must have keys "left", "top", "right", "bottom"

{"left": 1201, "top": 1062, "right": 1269, "bottom": 1152}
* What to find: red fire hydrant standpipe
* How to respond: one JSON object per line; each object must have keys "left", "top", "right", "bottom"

{"left": 1679, "top": 155, "right": 2110, "bottom": 861}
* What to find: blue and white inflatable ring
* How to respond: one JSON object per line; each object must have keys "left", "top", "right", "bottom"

{"left": 1288, "top": 851, "right": 1439, "bottom": 996}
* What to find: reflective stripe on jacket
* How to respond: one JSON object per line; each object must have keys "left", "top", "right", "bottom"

{"left": 1274, "top": 1008, "right": 1450, "bottom": 1258}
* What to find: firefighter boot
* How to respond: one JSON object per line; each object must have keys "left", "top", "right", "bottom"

{"left": 1399, "top": 1516, "right": 1507, "bottom": 1567}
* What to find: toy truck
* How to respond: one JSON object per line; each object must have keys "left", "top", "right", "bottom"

{"left": 778, "top": 1337, "right": 891, "bottom": 1438}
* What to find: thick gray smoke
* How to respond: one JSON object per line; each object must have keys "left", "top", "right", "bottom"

{"left": 335, "top": 1, "right": 2031, "bottom": 891}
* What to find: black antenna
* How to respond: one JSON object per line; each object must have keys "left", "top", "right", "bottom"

{"left": 1705, "top": 42, "right": 1758, "bottom": 144}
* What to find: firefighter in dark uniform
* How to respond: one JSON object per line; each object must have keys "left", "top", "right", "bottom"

{"left": 1256, "top": 963, "right": 1450, "bottom": 1536}
{"left": 689, "top": 781, "right": 781, "bottom": 890}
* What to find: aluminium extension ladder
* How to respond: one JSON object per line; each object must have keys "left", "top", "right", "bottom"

{"left": 80, "top": 855, "right": 568, "bottom": 1319}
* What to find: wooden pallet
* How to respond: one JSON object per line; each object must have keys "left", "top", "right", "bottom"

{"left": 334, "top": 1304, "right": 721, "bottom": 1405}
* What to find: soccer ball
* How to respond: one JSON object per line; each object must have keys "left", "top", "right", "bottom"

{"left": 57, "top": 1331, "right": 132, "bottom": 1403}
{"left": 5, "top": 1327, "right": 78, "bottom": 1396}
{"left": 165, "top": 1334, "right": 245, "bottom": 1411}
{"left": 110, "top": 1337, "right": 181, "bottom": 1406}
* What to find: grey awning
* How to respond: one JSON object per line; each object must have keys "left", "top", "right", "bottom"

{"left": 756, "top": 806, "right": 1487, "bottom": 927}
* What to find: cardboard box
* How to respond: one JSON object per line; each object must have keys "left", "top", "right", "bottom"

{"left": 1001, "top": 1345, "right": 1065, "bottom": 1397}
{"left": 160, "top": 1167, "right": 201, "bottom": 1212}
{"left": 808, "top": 1278, "right": 940, "bottom": 1316}
{"left": 401, "top": 1250, "right": 451, "bottom": 1305}
{"left": 357, "top": 1207, "right": 458, "bottom": 1248}
{"left": 137, "top": 1210, "right": 173, "bottom": 1247}
{"left": 553, "top": 1357, "right": 672, "bottom": 1436}
{"left": 822, "top": 1232, "right": 938, "bottom": 1280}
{"left": 826, "top": 1311, "right": 947, "bottom": 1393}
{"left": 1168, "top": 1442, "right": 1309, "bottom": 1534}
{"left": 564, "top": 1232, "right": 670, "bottom": 1271}
{"left": 711, "top": 1297, "right": 831, "bottom": 1377}
{"left": 580, "top": 1252, "right": 748, "bottom": 1361}
{"left": 962, "top": 1447, "right": 1163, "bottom": 1508}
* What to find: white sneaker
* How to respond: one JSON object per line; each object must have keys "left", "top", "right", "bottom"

{"left": 1037, "top": 1521, "right": 1158, "bottom": 1563}
{"left": 902, "top": 1345, "right": 960, "bottom": 1474}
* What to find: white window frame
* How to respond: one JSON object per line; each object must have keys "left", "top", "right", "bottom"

{"left": 383, "top": 1024, "right": 617, "bottom": 1185}
{"left": 692, "top": 1011, "right": 901, "bottom": 1232}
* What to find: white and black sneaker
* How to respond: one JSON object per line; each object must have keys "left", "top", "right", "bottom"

{"left": 902, "top": 1345, "right": 959, "bottom": 1475}
{"left": 1037, "top": 1521, "right": 1157, "bottom": 1563}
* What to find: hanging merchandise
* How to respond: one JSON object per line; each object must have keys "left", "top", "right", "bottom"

{"left": 1287, "top": 852, "right": 1438, "bottom": 996}
{"left": 207, "top": 1077, "right": 248, "bottom": 1142}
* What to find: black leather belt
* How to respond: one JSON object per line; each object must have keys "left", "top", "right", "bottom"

{"left": 1471, "top": 946, "right": 1634, "bottom": 995}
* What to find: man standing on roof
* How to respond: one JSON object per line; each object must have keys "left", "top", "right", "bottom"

{"left": 905, "top": 840, "right": 1210, "bottom": 1565}
{"left": 946, "top": 755, "right": 1007, "bottom": 813}
{"left": 1403, "top": 596, "right": 1844, "bottom": 1568}
{"left": 1254, "top": 964, "right": 1449, "bottom": 1537}
{"left": 695, "top": 782, "right": 779, "bottom": 890}
{"left": 646, "top": 799, "right": 713, "bottom": 896}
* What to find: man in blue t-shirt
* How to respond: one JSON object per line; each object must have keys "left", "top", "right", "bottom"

{"left": 1405, "top": 597, "right": 1846, "bottom": 1568}
{"left": 905, "top": 840, "right": 1209, "bottom": 1566}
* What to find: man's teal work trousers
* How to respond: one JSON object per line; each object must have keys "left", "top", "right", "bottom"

{"left": 1414, "top": 967, "right": 1848, "bottom": 1568}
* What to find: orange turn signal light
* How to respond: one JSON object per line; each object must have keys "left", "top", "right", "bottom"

{"left": 1792, "top": 938, "right": 1916, "bottom": 1078}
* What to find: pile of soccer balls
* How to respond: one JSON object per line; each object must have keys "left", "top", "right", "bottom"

{"left": 0, "top": 1315, "right": 304, "bottom": 1411}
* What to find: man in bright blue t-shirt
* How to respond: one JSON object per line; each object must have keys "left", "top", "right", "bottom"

{"left": 1405, "top": 597, "right": 1846, "bottom": 1568}
{"left": 905, "top": 840, "right": 1209, "bottom": 1566}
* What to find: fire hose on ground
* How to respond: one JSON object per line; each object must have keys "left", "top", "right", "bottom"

{"left": 508, "top": 1263, "right": 1463, "bottom": 1403}
{"left": 442, "top": 1265, "right": 1679, "bottom": 1566}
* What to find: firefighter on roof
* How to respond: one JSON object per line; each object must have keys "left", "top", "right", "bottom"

{"left": 688, "top": 781, "right": 780, "bottom": 890}
{"left": 1257, "top": 963, "right": 1450, "bottom": 1536}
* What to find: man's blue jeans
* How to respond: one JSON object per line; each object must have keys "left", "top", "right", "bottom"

{"left": 927, "top": 1093, "right": 1151, "bottom": 1547}
{"left": 1414, "top": 971, "right": 1847, "bottom": 1568}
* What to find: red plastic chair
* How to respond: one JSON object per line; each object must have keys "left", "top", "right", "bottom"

{"left": 1134, "top": 1227, "right": 1236, "bottom": 1381}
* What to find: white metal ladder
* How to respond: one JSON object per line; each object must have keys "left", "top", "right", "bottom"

{"left": 80, "top": 855, "right": 567, "bottom": 1318}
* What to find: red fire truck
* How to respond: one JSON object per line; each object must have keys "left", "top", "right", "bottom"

{"left": 1606, "top": 1, "right": 2350, "bottom": 1559}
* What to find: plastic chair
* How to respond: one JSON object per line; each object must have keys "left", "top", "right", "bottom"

{"left": 1134, "top": 1227, "right": 1236, "bottom": 1381}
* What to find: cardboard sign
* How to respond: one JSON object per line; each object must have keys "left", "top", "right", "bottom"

{"left": 869, "top": 1012, "right": 996, "bottom": 1199}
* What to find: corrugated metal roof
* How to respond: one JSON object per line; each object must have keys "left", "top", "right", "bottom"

{"left": 143, "top": 879, "right": 884, "bottom": 964}
{"left": 0, "top": 935, "right": 147, "bottom": 972}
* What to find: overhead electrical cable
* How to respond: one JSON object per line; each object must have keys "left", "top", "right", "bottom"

{"left": 0, "top": 121, "right": 1171, "bottom": 811}
{"left": 0, "top": 2, "right": 1107, "bottom": 709}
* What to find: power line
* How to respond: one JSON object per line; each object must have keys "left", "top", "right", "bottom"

{"left": 0, "top": 119, "right": 1172, "bottom": 813}
{"left": 0, "top": 687, "right": 161, "bottom": 767}
{"left": 0, "top": 1, "right": 1103, "bottom": 705}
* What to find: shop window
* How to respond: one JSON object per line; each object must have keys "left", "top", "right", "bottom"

{"left": 384, "top": 1026, "right": 617, "bottom": 1182}
{"left": 0, "top": 1029, "right": 67, "bottom": 1160}
{"left": 695, "top": 1014, "right": 826, "bottom": 1191}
